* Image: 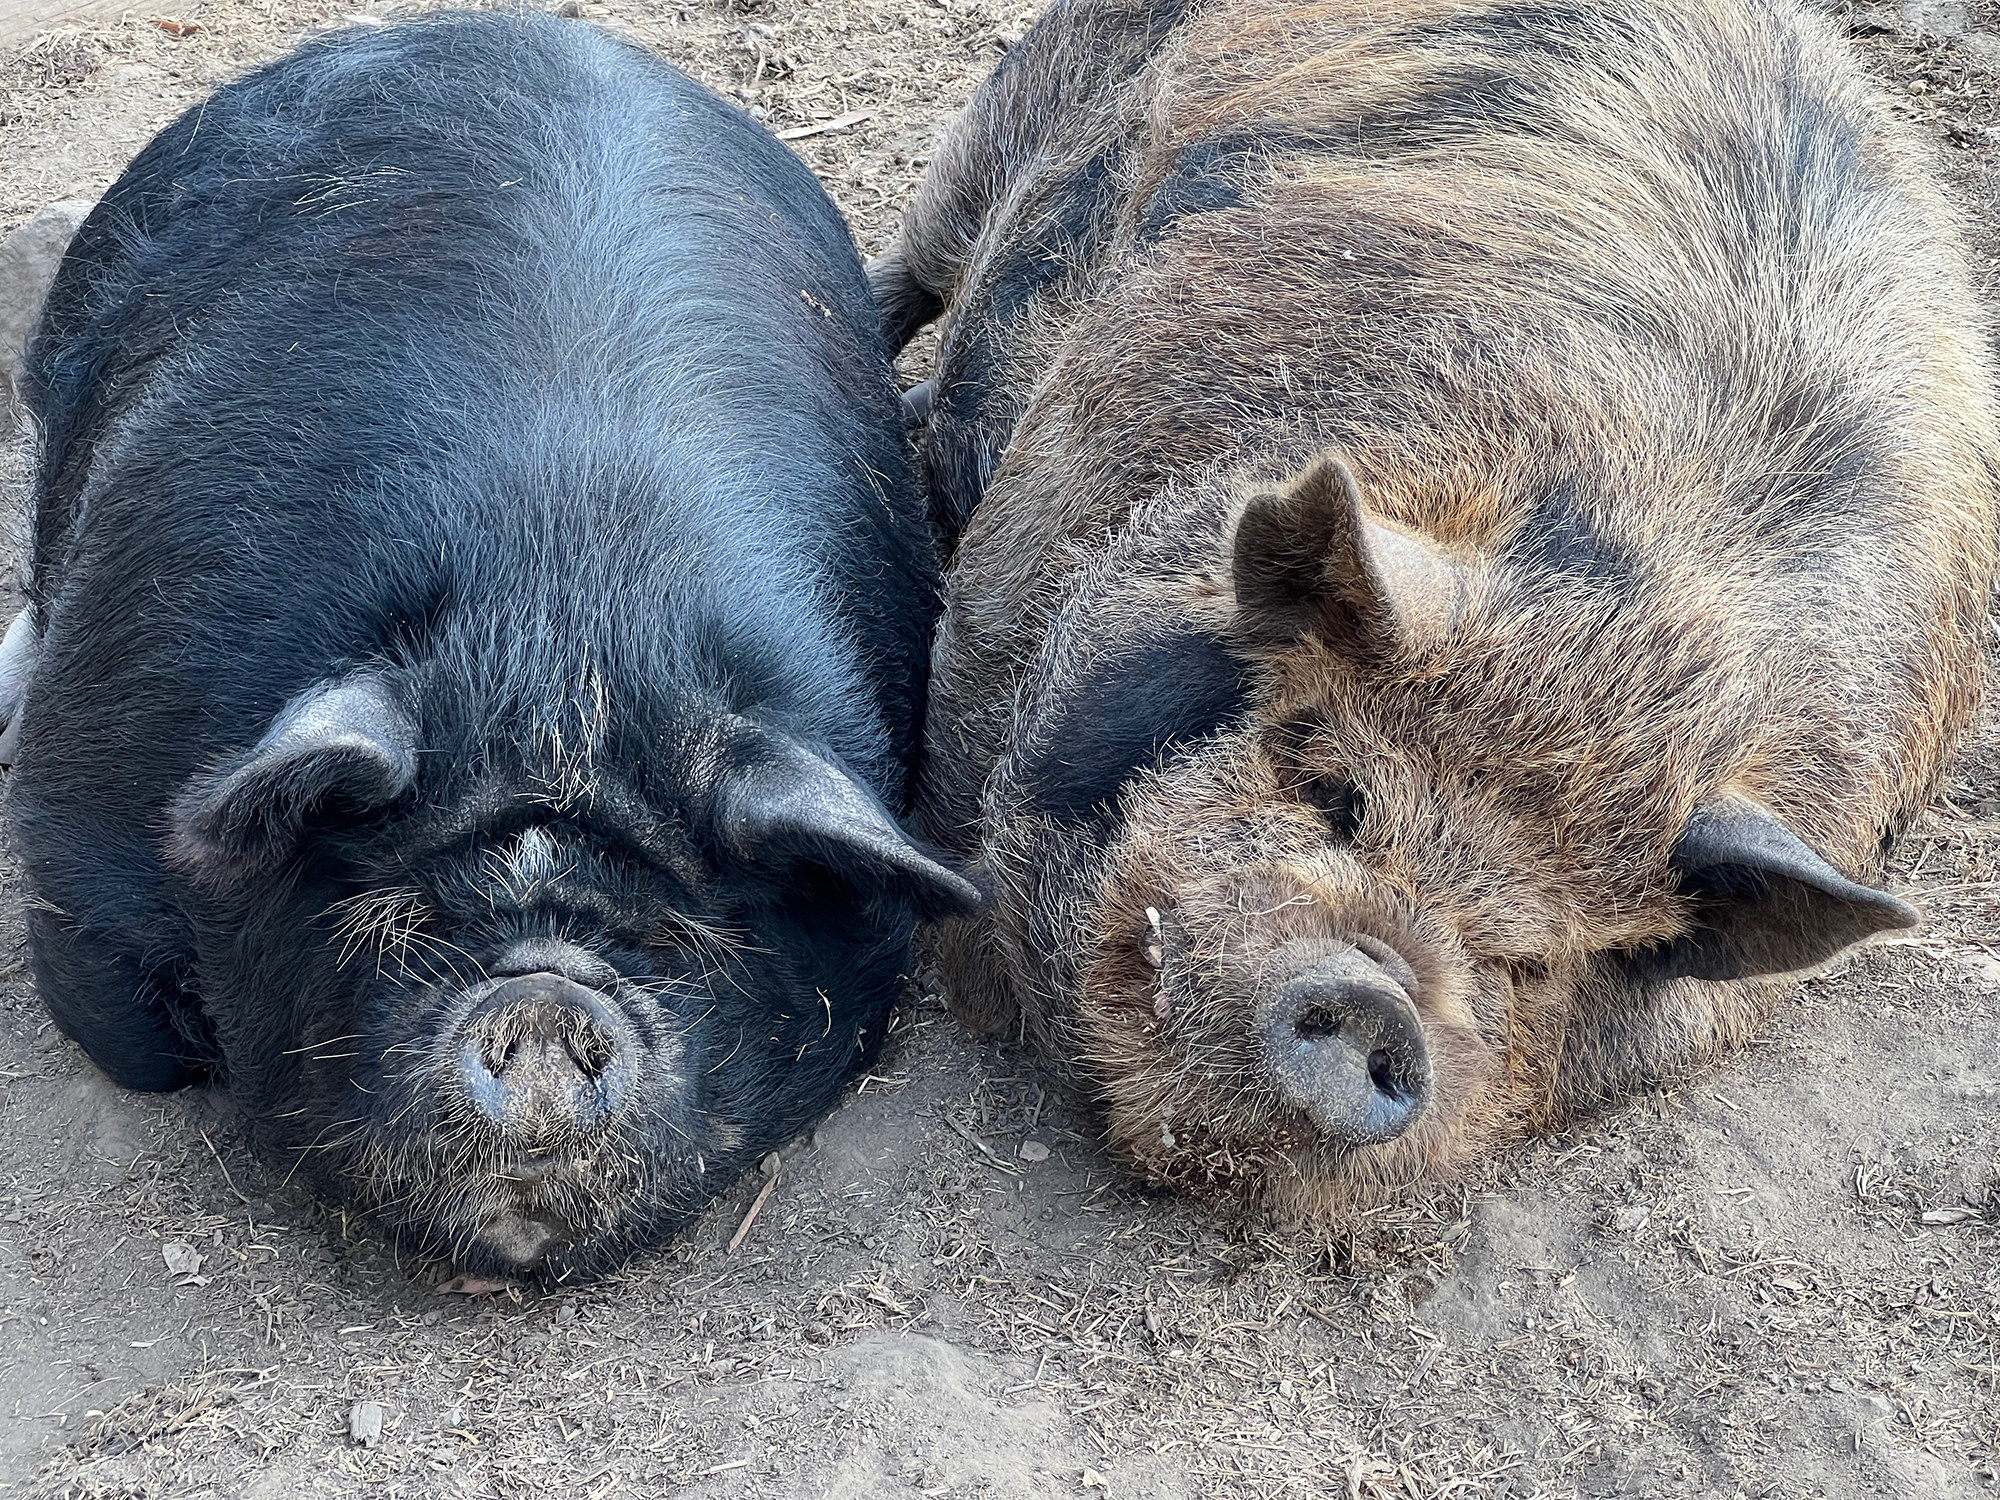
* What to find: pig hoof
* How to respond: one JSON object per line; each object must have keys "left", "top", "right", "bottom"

{"left": 1257, "top": 946, "right": 1431, "bottom": 1148}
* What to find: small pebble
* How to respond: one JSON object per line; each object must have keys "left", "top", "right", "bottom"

{"left": 1018, "top": 1139, "right": 1050, "bottom": 1163}
{"left": 1855, "top": 1392, "right": 1895, "bottom": 1421}
{"left": 1605, "top": 1204, "right": 1650, "bottom": 1235}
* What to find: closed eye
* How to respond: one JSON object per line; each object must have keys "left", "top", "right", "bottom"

{"left": 1305, "top": 775, "right": 1366, "bottom": 842}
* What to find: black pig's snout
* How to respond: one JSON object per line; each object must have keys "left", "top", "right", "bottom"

{"left": 455, "top": 974, "right": 634, "bottom": 1139}
{"left": 1257, "top": 942, "right": 1432, "bottom": 1148}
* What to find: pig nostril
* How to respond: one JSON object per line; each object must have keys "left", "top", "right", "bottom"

{"left": 1367, "top": 1048, "right": 1412, "bottom": 1102}
{"left": 563, "top": 1026, "right": 613, "bottom": 1080}
{"left": 1294, "top": 1006, "right": 1340, "bottom": 1041}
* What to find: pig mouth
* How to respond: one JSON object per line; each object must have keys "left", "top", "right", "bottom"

{"left": 475, "top": 1207, "right": 571, "bottom": 1267}
{"left": 388, "top": 1140, "right": 648, "bottom": 1272}
{"left": 326, "top": 969, "right": 700, "bottom": 1272}
{"left": 469, "top": 1158, "right": 607, "bottom": 1267}
{"left": 1132, "top": 905, "right": 1438, "bottom": 1156}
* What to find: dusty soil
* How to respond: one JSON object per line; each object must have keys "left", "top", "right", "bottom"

{"left": 0, "top": 0, "right": 1996, "bottom": 1496}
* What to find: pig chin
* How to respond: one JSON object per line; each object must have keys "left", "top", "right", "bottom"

{"left": 1075, "top": 871, "right": 1500, "bottom": 1213}
{"left": 402, "top": 1145, "right": 652, "bottom": 1275}
{"left": 320, "top": 969, "right": 712, "bottom": 1276}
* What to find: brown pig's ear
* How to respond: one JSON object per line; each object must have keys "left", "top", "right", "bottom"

{"left": 1229, "top": 455, "right": 1465, "bottom": 659}
{"left": 1630, "top": 794, "right": 1919, "bottom": 983}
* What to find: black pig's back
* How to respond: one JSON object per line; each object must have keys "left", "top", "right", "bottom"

{"left": 18, "top": 12, "right": 932, "bottom": 890}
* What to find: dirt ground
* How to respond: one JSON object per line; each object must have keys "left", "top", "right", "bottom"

{"left": 0, "top": 0, "right": 1995, "bottom": 1496}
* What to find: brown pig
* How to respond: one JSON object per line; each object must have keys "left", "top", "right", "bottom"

{"left": 878, "top": 0, "right": 2000, "bottom": 1213}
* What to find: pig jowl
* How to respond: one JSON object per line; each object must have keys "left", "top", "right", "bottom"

{"left": 883, "top": 0, "right": 2000, "bottom": 1216}
{"left": 4, "top": 11, "right": 974, "bottom": 1279}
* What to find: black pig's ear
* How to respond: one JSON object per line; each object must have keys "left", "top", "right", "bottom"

{"left": 1630, "top": 794, "right": 1919, "bottom": 983}
{"left": 170, "top": 673, "right": 419, "bottom": 875}
{"left": 718, "top": 724, "right": 983, "bottom": 920}
{"left": 1230, "top": 455, "right": 1465, "bottom": 660}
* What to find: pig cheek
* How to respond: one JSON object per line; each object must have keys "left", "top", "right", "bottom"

{"left": 273, "top": 975, "right": 459, "bottom": 1181}
{"left": 232, "top": 969, "right": 400, "bottom": 1158}
{"left": 1400, "top": 960, "right": 1503, "bottom": 1134}
{"left": 1074, "top": 888, "right": 1277, "bottom": 1187}
{"left": 1071, "top": 883, "right": 1184, "bottom": 1117}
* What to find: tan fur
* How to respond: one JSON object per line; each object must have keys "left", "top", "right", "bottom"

{"left": 896, "top": 0, "right": 2000, "bottom": 1218}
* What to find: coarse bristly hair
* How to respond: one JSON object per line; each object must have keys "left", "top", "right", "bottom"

{"left": 883, "top": 0, "right": 2000, "bottom": 1219}
{"left": 9, "top": 11, "right": 945, "bottom": 1279}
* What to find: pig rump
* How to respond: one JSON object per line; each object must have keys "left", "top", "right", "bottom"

{"left": 890, "top": 0, "right": 1998, "bottom": 1216}
{"left": 8, "top": 12, "right": 971, "bottom": 1277}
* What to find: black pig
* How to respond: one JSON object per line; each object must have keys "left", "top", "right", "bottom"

{"left": 5, "top": 11, "right": 973, "bottom": 1278}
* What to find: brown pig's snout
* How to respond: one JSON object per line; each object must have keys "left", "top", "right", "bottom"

{"left": 1256, "top": 940, "right": 1432, "bottom": 1148}
{"left": 455, "top": 973, "right": 634, "bottom": 1139}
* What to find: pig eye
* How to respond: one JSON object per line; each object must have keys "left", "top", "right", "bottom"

{"left": 1305, "top": 776, "right": 1366, "bottom": 841}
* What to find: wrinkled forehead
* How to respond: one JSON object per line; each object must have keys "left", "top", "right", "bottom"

{"left": 388, "top": 773, "right": 710, "bottom": 895}
{"left": 1116, "top": 665, "right": 1706, "bottom": 956}
{"left": 1265, "top": 571, "right": 1751, "bottom": 798}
